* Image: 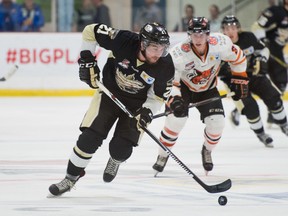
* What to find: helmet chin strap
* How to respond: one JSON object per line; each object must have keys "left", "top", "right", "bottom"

{"left": 141, "top": 49, "right": 147, "bottom": 59}
{"left": 138, "top": 41, "right": 147, "bottom": 61}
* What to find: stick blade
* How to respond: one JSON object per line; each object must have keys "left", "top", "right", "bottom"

{"left": 205, "top": 179, "right": 232, "bottom": 193}
{"left": 0, "top": 65, "right": 18, "bottom": 81}
{"left": 6, "top": 65, "right": 18, "bottom": 79}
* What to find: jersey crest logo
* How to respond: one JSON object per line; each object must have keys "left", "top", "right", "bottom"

{"left": 188, "top": 66, "right": 214, "bottom": 85}
{"left": 208, "top": 36, "right": 218, "bottom": 45}
{"left": 181, "top": 43, "right": 191, "bottom": 52}
{"left": 118, "top": 59, "right": 130, "bottom": 69}
{"left": 115, "top": 69, "right": 145, "bottom": 94}
{"left": 140, "top": 71, "right": 155, "bottom": 84}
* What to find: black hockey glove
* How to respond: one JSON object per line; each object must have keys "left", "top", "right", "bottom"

{"left": 252, "top": 56, "right": 267, "bottom": 75}
{"left": 254, "top": 55, "right": 267, "bottom": 63}
{"left": 78, "top": 50, "right": 100, "bottom": 89}
{"left": 134, "top": 107, "right": 153, "bottom": 130}
{"left": 169, "top": 96, "right": 187, "bottom": 117}
{"left": 230, "top": 75, "right": 249, "bottom": 101}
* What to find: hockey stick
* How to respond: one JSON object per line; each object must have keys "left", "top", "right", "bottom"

{"left": 270, "top": 54, "right": 288, "bottom": 68}
{"left": 96, "top": 80, "right": 232, "bottom": 193}
{"left": 153, "top": 92, "right": 235, "bottom": 119}
{"left": 0, "top": 65, "right": 18, "bottom": 81}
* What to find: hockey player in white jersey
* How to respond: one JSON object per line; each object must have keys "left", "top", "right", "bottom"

{"left": 152, "top": 17, "right": 249, "bottom": 175}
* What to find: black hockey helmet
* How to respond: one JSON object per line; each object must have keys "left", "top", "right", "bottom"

{"left": 139, "top": 22, "right": 170, "bottom": 57}
{"left": 221, "top": 15, "right": 241, "bottom": 28}
{"left": 187, "top": 17, "right": 210, "bottom": 34}
{"left": 140, "top": 22, "right": 170, "bottom": 45}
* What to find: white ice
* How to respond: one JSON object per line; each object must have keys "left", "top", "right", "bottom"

{"left": 0, "top": 96, "right": 288, "bottom": 216}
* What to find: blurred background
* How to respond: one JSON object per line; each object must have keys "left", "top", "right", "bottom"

{"left": 1, "top": 0, "right": 276, "bottom": 32}
{"left": 0, "top": 0, "right": 285, "bottom": 97}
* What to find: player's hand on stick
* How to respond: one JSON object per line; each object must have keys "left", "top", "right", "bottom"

{"left": 230, "top": 75, "right": 249, "bottom": 100}
{"left": 78, "top": 50, "right": 100, "bottom": 89}
{"left": 252, "top": 56, "right": 267, "bottom": 75}
{"left": 254, "top": 54, "right": 268, "bottom": 63}
{"left": 169, "top": 96, "right": 187, "bottom": 117}
{"left": 134, "top": 107, "right": 153, "bottom": 130}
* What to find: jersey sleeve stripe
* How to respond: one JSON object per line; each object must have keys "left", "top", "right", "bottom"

{"left": 231, "top": 56, "right": 246, "bottom": 65}
{"left": 232, "top": 49, "right": 243, "bottom": 64}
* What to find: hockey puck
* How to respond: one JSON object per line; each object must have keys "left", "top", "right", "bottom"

{"left": 218, "top": 195, "right": 227, "bottom": 206}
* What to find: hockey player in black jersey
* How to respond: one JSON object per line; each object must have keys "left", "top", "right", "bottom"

{"left": 219, "top": 15, "right": 288, "bottom": 148}
{"left": 257, "top": 0, "right": 288, "bottom": 93}
{"left": 48, "top": 22, "right": 175, "bottom": 196}
{"left": 255, "top": 0, "right": 288, "bottom": 124}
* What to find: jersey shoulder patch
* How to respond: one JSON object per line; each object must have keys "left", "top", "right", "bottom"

{"left": 209, "top": 33, "right": 233, "bottom": 53}
{"left": 180, "top": 43, "right": 191, "bottom": 52}
{"left": 208, "top": 33, "right": 230, "bottom": 46}
{"left": 208, "top": 35, "right": 219, "bottom": 45}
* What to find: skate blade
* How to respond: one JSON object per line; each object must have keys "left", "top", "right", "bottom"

{"left": 154, "top": 170, "right": 160, "bottom": 177}
{"left": 46, "top": 193, "right": 57, "bottom": 198}
{"left": 46, "top": 192, "right": 63, "bottom": 198}
{"left": 265, "top": 143, "right": 274, "bottom": 148}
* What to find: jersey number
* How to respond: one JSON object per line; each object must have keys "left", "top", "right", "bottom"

{"left": 96, "top": 24, "right": 113, "bottom": 35}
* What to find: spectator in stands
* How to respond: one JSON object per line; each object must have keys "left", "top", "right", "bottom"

{"left": 133, "top": 0, "right": 163, "bottom": 32}
{"left": 208, "top": 4, "right": 221, "bottom": 32}
{"left": 92, "top": 0, "right": 111, "bottom": 26}
{"left": 0, "top": 0, "right": 19, "bottom": 32}
{"left": 75, "top": 0, "right": 96, "bottom": 32}
{"left": 268, "top": 0, "right": 277, "bottom": 6}
{"left": 173, "top": 4, "right": 195, "bottom": 32}
{"left": 18, "top": 0, "right": 44, "bottom": 32}
{"left": 57, "top": 0, "right": 74, "bottom": 32}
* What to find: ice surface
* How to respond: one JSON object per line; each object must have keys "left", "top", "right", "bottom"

{"left": 0, "top": 97, "right": 287, "bottom": 216}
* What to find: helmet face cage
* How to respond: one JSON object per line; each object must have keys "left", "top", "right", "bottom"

{"left": 187, "top": 17, "right": 210, "bottom": 35}
{"left": 221, "top": 15, "right": 241, "bottom": 29}
{"left": 140, "top": 22, "right": 170, "bottom": 57}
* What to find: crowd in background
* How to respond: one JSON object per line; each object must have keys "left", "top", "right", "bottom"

{"left": 58, "top": 0, "right": 111, "bottom": 32}
{"left": 0, "top": 0, "right": 222, "bottom": 33}
{"left": 0, "top": 0, "right": 44, "bottom": 32}
{"left": 0, "top": 0, "right": 111, "bottom": 32}
{"left": 0, "top": 0, "right": 281, "bottom": 33}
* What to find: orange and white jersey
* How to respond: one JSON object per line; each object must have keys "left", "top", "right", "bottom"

{"left": 170, "top": 32, "right": 247, "bottom": 95}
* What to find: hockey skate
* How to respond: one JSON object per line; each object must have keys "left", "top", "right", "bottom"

{"left": 230, "top": 108, "right": 240, "bottom": 126}
{"left": 280, "top": 123, "right": 288, "bottom": 136}
{"left": 201, "top": 145, "right": 213, "bottom": 174}
{"left": 48, "top": 170, "right": 85, "bottom": 196}
{"left": 256, "top": 132, "right": 274, "bottom": 148}
{"left": 267, "top": 112, "right": 275, "bottom": 128}
{"left": 103, "top": 157, "right": 122, "bottom": 183}
{"left": 152, "top": 155, "right": 169, "bottom": 177}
